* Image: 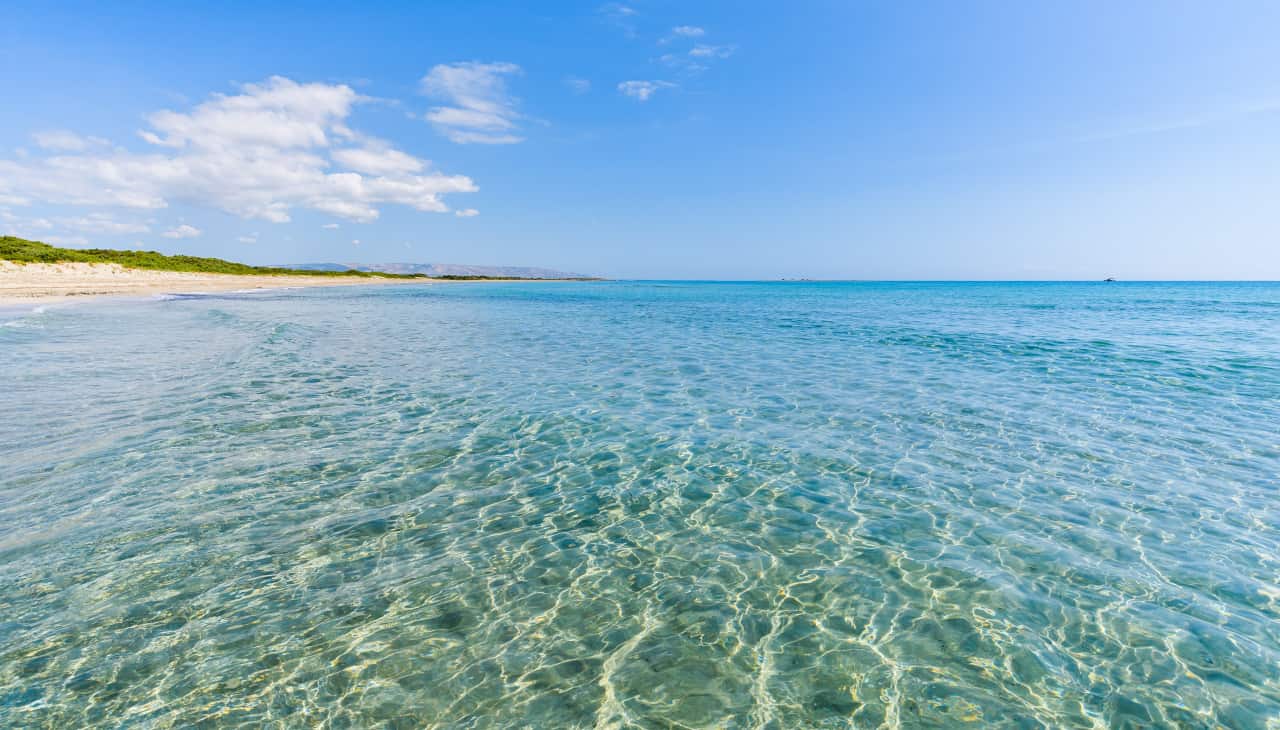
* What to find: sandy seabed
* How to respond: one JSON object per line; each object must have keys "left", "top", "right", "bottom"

{"left": 0, "top": 261, "right": 434, "bottom": 305}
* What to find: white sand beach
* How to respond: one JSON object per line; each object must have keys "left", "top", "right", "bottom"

{"left": 0, "top": 261, "right": 435, "bottom": 305}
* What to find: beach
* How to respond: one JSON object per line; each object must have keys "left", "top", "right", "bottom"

{"left": 0, "top": 261, "right": 435, "bottom": 305}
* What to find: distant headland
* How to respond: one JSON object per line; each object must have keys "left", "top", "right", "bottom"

{"left": 287, "top": 262, "right": 595, "bottom": 280}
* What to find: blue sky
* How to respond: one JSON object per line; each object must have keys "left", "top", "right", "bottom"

{"left": 2, "top": 1, "right": 1279, "bottom": 279}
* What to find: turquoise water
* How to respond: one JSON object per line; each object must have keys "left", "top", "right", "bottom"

{"left": 2, "top": 281, "right": 1279, "bottom": 728}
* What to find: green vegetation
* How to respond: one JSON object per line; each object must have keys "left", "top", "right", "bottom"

{"left": 1, "top": 236, "right": 605, "bottom": 281}
{"left": 0, "top": 236, "right": 424, "bottom": 278}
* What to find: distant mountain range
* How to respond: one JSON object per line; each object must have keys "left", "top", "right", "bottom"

{"left": 286, "top": 262, "right": 594, "bottom": 279}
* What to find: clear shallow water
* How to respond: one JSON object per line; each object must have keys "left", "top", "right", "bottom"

{"left": 1, "top": 281, "right": 1279, "bottom": 729}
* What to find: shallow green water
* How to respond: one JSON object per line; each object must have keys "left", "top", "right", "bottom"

{"left": 2, "top": 281, "right": 1279, "bottom": 728}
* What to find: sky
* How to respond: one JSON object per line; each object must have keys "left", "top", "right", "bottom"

{"left": 2, "top": 1, "right": 1280, "bottom": 279}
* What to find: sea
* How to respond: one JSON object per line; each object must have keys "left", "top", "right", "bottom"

{"left": 2, "top": 281, "right": 1278, "bottom": 728}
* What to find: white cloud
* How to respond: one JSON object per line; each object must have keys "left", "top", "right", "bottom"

{"left": 162, "top": 224, "right": 201, "bottom": 239}
{"left": 564, "top": 77, "right": 592, "bottom": 94}
{"left": 455, "top": 208, "right": 479, "bottom": 217}
{"left": 690, "top": 44, "right": 735, "bottom": 59}
{"left": 618, "top": 80, "right": 675, "bottom": 101}
{"left": 0, "top": 76, "right": 478, "bottom": 224}
{"left": 238, "top": 232, "right": 259, "bottom": 243}
{"left": 421, "top": 62, "right": 524, "bottom": 145}
{"left": 352, "top": 239, "right": 361, "bottom": 245}
{"left": 322, "top": 223, "right": 340, "bottom": 229}
{"left": 58, "top": 213, "right": 150, "bottom": 235}
{"left": 139, "top": 77, "right": 357, "bottom": 149}
{"left": 32, "top": 130, "right": 108, "bottom": 151}
{"left": 655, "top": 24, "right": 736, "bottom": 74}
{"left": 331, "top": 141, "right": 424, "bottom": 176}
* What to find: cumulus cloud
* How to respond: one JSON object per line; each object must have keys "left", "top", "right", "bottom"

{"left": 618, "top": 80, "right": 675, "bottom": 101}
{"left": 455, "top": 208, "right": 479, "bottom": 217}
{"left": 672, "top": 26, "right": 705, "bottom": 37}
{"left": 32, "top": 130, "right": 108, "bottom": 151}
{"left": 0, "top": 76, "right": 478, "bottom": 224}
{"left": 139, "top": 78, "right": 358, "bottom": 150}
{"left": 421, "top": 62, "right": 524, "bottom": 144}
{"left": 163, "top": 224, "right": 201, "bottom": 239}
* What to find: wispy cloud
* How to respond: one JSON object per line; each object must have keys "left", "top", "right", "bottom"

{"left": 421, "top": 62, "right": 524, "bottom": 144}
{"left": 31, "top": 130, "right": 109, "bottom": 152}
{"left": 564, "top": 76, "right": 592, "bottom": 94}
{"left": 618, "top": 80, "right": 676, "bottom": 102}
{"left": 653, "top": 28, "right": 736, "bottom": 75}
{"left": 0, "top": 77, "right": 478, "bottom": 223}
{"left": 926, "top": 98, "right": 1280, "bottom": 171}
{"left": 0, "top": 208, "right": 54, "bottom": 238}
{"left": 455, "top": 208, "right": 479, "bottom": 217}
{"left": 1075, "top": 99, "right": 1280, "bottom": 144}
{"left": 601, "top": 3, "right": 636, "bottom": 17}
{"left": 322, "top": 223, "right": 340, "bottom": 229}
{"left": 238, "top": 232, "right": 258, "bottom": 243}
{"left": 162, "top": 224, "right": 201, "bottom": 239}
{"left": 689, "top": 44, "right": 735, "bottom": 59}
{"left": 599, "top": 3, "right": 639, "bottom": 37}
{"left": 60, "top": 213, "right": 150, "bottom": 234}
{"left": 655, "top": 53, "right": 707, "bottom": 74}
{"left": 2, "top": 209, "right": 150, "bottom": 241}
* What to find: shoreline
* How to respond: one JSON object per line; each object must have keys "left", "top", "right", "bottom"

{"left": 0, "top": 261, "right": 597, "bottom": 308}
{"left": 0, "top": 261, "right": 442, "bottom": 307}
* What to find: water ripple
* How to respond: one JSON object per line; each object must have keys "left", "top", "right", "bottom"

{"left": 2, "top": 282, "right": 1278, "bottom": 728}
